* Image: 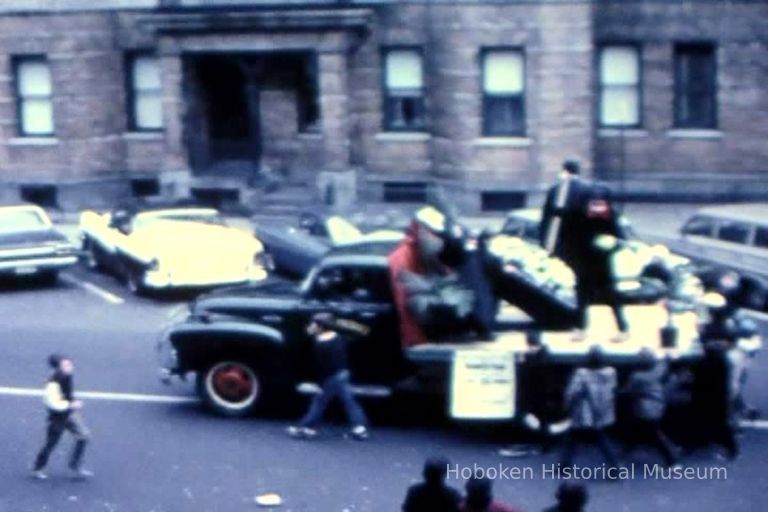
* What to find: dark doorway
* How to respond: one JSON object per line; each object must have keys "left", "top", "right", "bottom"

{"left": 194, "top": 56, "right": 260, "bottom": 168}
{"left": 183, "top": 52, "right": 319, "bottom": 178}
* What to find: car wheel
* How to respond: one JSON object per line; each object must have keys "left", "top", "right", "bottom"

{"left": 198, "top": 361, "right": 261, "bottom": 417}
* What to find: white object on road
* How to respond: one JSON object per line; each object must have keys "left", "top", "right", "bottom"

{"left": 254, "top": 493, "right": 283, "bottom": 507}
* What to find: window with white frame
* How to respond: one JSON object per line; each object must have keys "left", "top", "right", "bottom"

{"left": 14, "top": 57, "right": 54, "bottom": 136}
{"left": 599, "top": 45, "right": 641, "bottom": 127}
{"left": 128, "top": 54, "right": 163, "bottom": 131}
{"left": 383, "top": 49, "right": 425, "bottom": 131}
{"left": 482, "top": 49, "right": 525, "bottom": 136}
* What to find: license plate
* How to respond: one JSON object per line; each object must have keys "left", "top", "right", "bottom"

{"left": 14, "top": 266, "right": 38, "bottom": 275}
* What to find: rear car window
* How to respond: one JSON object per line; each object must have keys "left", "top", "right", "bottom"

{"left": 717, "top": 221, "right": 751, "bottom": 244}
{"left": 682, "top": 216, "right": 715, "bottom": 237}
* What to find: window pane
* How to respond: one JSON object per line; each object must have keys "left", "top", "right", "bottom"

{"left": 18, "top": 60, "right": 52, "bottom": 97}
{"left": 600, "top": 47, "right": 639, "bottom": 85}
{"left": 754, "top": 227, "right": 768, "bottom": 249}
{"left": 682, "top": 217, "right": 714, "bottom": 237}
{"left": 385, "top": 50, "right": 423, "bottom": 89}
{"left": 484, "top": 96, "right": 524, "bottom": 135}
{"left": 135, "top": 94, "right": 163, "bottom": 130}
{"left": 21, "top": 99, "right": 54, "bottom": 134}
{"left": 386, "top": 96, "right": 424, "bottom": 130}
{"left": 675, "top": 45, "right": 716, "bottom": 128}
{"left": 132, "top": 56, "right": 162, "bottom": 91}
{"left": 484, "top": 51, "right": 524, "bottom": 94}
{"left": 717, "top": 222, "right": 750, "bottom": 244}
{"left": 601, "top": 87, "right": 639, "bottom": 125}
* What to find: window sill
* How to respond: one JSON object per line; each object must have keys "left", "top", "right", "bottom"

{"left": 375, "top": 132, "right": 431, "bottom": 142}
{"left": 598, "top": 128, "right": 648, "bottom": 138}
{"left": 8, "top": 137, "right": 58, "bottom": 146}
{"left": 123, "top": 131, "right": 164, "bottom": 141}
{"left": 667, "top": 129, "right": 723, "bottom": 139}
{"left": 473, "top": 137, "right": 531, "bottom": 147}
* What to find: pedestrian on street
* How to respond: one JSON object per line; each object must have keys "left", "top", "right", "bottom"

{"left": 540, "top": 159, "right": 627, "bottom": 341}
{"left": 402, "top": 456, "right": 461, "bottom": 512}
{"left": 32, "top": 354, "right": 93, "bottom": 480}
{"left": 692, "top": 340, "right": 739, "bottom": 459}
{"left": 287, "top": 312, "right": 369, "bottom": 440}
{"left": 459, "top": 476, "right": 523, "bottom": 512}
{"left": 543, "top": 482, "right": 589, "bottom": 512}
{"left": 561, "top": 347, "right": 620, "bottom": 469}
{"left": 620, "top": 350, "right": 679, "bottom": 466}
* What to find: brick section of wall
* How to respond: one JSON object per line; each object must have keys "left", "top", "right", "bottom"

{"left": 0, "top": 11, "right": 166, "bottom": 182}
{"left": 595, "top": 1, "right": 768, "bottom": 180}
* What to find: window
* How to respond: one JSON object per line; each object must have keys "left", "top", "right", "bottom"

{"left": 754, "top": 227, "right": 768, "bottom": 249}
{"left": 598, "top": 45, "right": 641, "bottom": 127}
{"left": 682, "top": 216, "right": 715, "bottom": 237}
{"left": 13, "top": 57, "right": 54, "bottom": 136}
{"left": 127, "top": 54, "right": 163, "bottom": 131}
{"left": 717, "top": 221, "right": 750, "bottom": 244}
{"left": 674, "top": 43, "right": 717, "bottom": 128}
{"left": 383, "top": 49, "right": 425, "bottom": 131}
{"left": 482, "top": 49, "right": 525, "bottom": 136}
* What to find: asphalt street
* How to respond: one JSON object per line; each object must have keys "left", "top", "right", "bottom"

{"left": 0, "top": 256, "right": 767, "bottom": 511}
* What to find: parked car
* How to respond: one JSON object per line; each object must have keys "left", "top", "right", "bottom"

{"left": 0, "top": 203, "right": 78, "bottom": 284}
{"left": 662, "top": 204, "right": 768, "bottom": 311}
{"left": 80, "top": 205, "right": 269, "bottom": 295}
{"left": 158, "top": 238, "right": 717, "bottom": 419}
{"left": 255, "top": 211, "right": 402, "bottom": 278}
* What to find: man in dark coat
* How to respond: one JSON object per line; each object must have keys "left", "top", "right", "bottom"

{"left": 540, "top": 160, "right": 626, "bottom": 338}
{"left": 402, "top": 457, "right": 461, "bottom": 512}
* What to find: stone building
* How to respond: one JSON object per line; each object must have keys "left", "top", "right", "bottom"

{"left": 0, "top": 0, "right": 766, "bottom": 211}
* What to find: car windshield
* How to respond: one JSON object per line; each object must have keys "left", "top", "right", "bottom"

{"left": 0, "top": 208, "right": 49, "bottom": 233}
{"left": 132, "top": 209, "right": 226, "bottom": 230}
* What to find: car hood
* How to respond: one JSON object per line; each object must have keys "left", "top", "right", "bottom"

{"left": 192, "top": 278, "right": 301, "bottom": 316}
{"left": 0, "top": 229, "right": 70, "bottom": 248}
{"left": 132, "top": 221, "right": 263, "bottom": 255}
{"left": 201, "top": 279, "right": 299, "bottom": 301}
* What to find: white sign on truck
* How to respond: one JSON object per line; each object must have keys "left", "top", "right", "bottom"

{"left": 450, "top": 350, "right": 516, "bottom": 420}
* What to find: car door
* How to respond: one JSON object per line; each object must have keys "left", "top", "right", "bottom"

{"left": 304, "top": 263, "right": 403, "bottom": 384}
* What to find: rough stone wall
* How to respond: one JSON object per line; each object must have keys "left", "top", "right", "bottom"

{"left": 595, "top": 0, "right": 768, "bottom": 181}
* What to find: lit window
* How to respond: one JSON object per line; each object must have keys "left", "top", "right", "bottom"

{"left": 482, "top": 50, "right": 525, "bottom": 136}
{"left": 383, "top": 49, "right": 425, "bottom": 131}
{"left": 128, "top": 54, "right": 163, "bottom": 131}
{"left": 14, "top": 57, "right": 54, "bottom": 136}
{"left": 599, "top": 46, "right": 641, "bottom": 127}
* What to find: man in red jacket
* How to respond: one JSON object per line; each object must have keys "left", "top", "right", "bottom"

{"left": 388, "top": 206, "right": 450, "bottom": 347}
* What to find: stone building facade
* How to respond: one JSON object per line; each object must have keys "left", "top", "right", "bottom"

{"left": 0, "top": 0, "right": 765, "bottom": 211}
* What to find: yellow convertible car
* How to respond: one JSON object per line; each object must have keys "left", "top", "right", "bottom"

{"left": 79, "top": 205, "right": 269, "bottom": 294}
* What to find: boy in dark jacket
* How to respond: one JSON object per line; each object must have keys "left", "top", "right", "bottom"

{"left": 32, "top": 354, "right": 92, "bottom": 480}
{"left": 287, "top": 312, "right": 369, "bottom": 440}
{"left": 402, "top": 457, "right": 461, "bottom": 512}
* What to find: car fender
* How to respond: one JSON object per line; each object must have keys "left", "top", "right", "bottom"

{"left": 168, "top": 321, "right": 285, "bottom": 371}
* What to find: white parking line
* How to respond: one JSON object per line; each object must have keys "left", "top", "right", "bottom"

{"left": 0, "top": 386, "right": 198, "bottom": 404}
{"left": 60, "top": 274, "right": 125, "bottom": 305}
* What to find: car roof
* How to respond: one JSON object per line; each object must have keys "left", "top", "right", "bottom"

{"left": 695, "top": 204, "right": 768, "bottom": 226}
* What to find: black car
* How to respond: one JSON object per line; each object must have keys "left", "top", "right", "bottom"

{"left": 254, "top": 211, "right": 403, "bottom": 278}
{"left": 0, "top": 203, "right": 78, "bottom": 283}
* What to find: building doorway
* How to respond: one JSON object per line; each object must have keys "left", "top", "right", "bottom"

{"left": 183, "top": 53, "right": 318, "bottom": 179}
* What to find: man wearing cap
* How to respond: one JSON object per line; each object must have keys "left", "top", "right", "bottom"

{"left": 31, "top": 354, "right": 93, "bottom": 480}
{"left": 287, "top": 312, "right": 369, "bottom": 440}
{"left": 541, "top": 160, "right": 625, "bottom": 339}
{"left": 388, "top": 206, "right": 452, "bottom": 347}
